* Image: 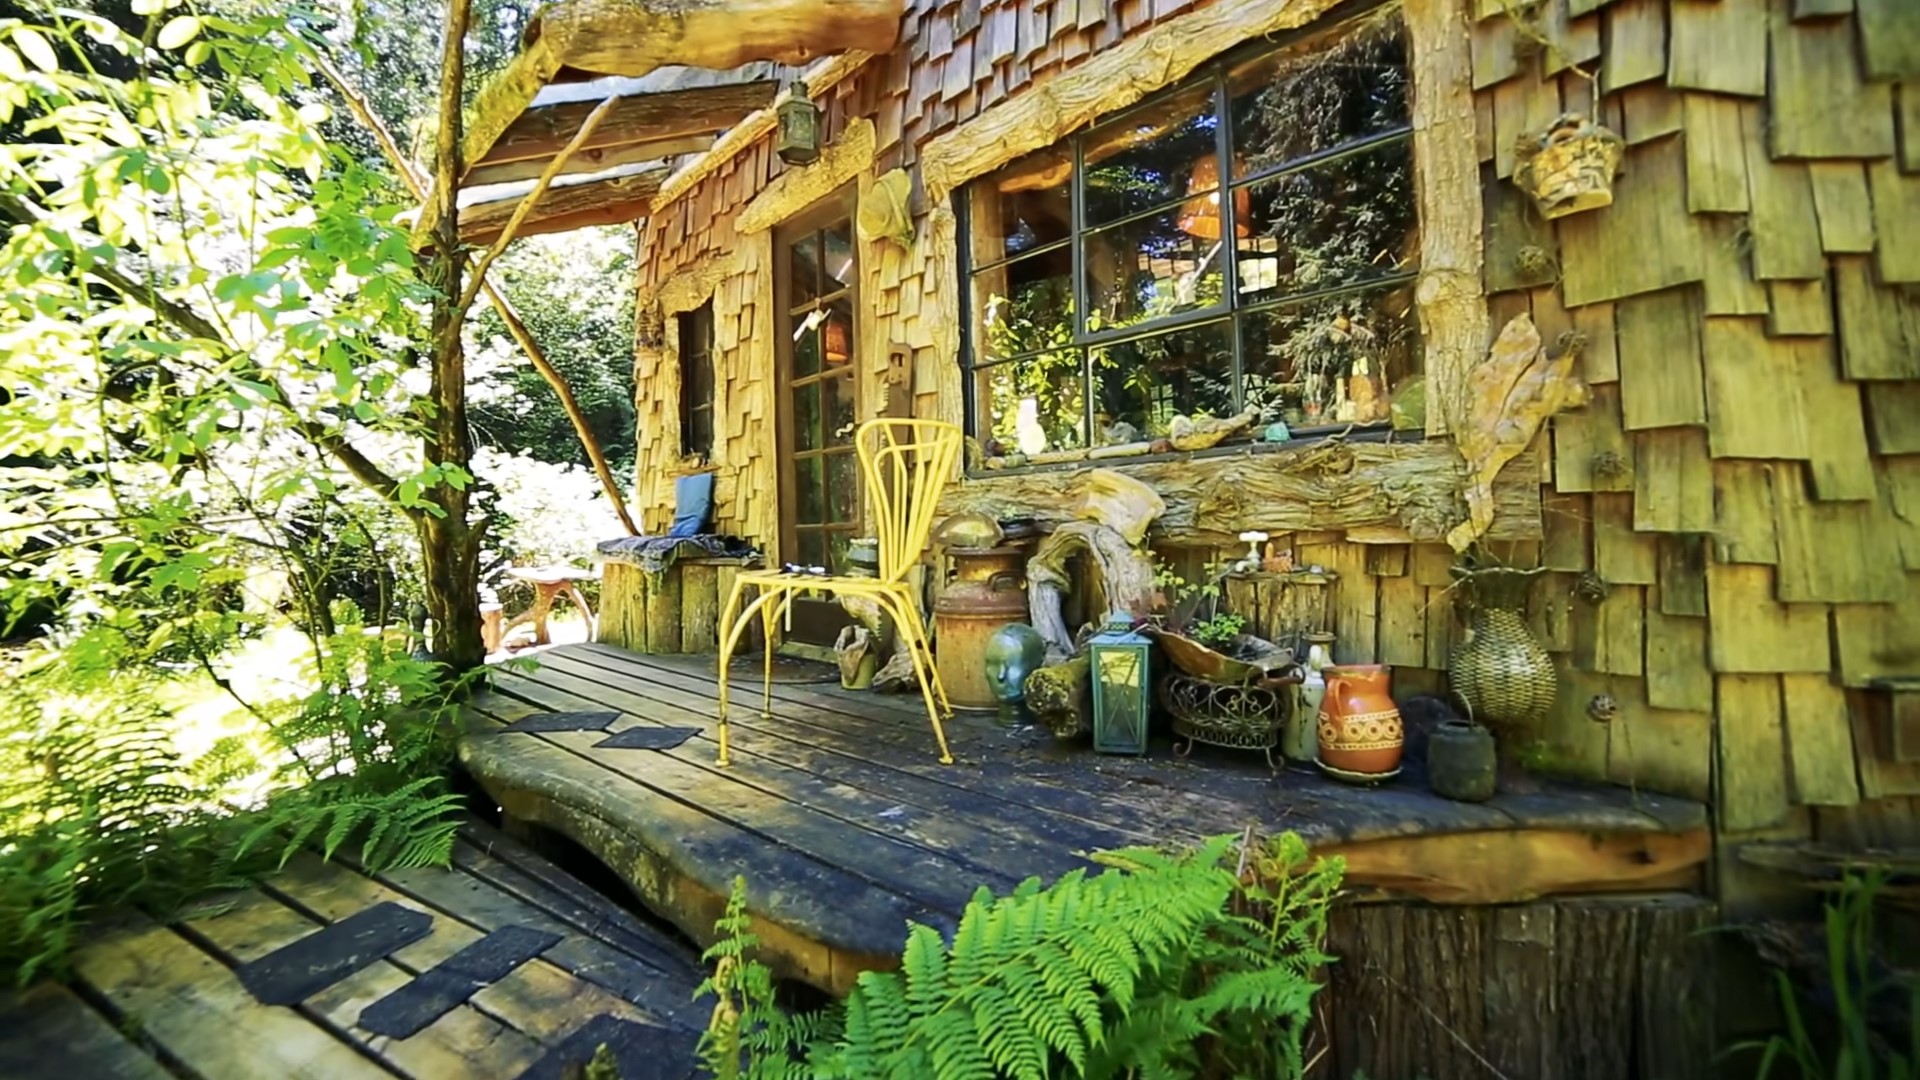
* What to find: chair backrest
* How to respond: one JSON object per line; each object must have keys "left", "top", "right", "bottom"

{"left": 855, "top": 418, "right": 964, "bottom": 584}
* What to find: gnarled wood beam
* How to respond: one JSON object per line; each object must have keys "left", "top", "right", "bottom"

{"left": 465, "top": 0, "right": 904, "bottom": 181}
{"left": 473, "top": 80, "right": 774, "bottom": 174}
{"left": 458, "top": 167, "right": 667, "bottom": 247}
{"left": 937, "top": 441, "right": 1543, "bottom": 546}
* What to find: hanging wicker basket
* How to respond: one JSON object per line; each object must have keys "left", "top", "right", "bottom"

{"left": 1447, "top": 565, "right": 1558, "bottom": 741}
{"left": 1513, "top": 113, "right": 1624, "bottom": 220}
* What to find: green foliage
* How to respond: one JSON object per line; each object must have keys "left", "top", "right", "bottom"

{"left": 0, "top": 615, "right": 471, "bottom": 985}
{"left": 696, "top": 832, "right": 1344, "bottom": 1079}
{"left": 1735, "top": 872, "right": 1919, "bottom": 1080}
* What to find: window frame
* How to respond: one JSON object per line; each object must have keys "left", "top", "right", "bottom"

{"left": 955, "top": 10, "right": 1421, "bottom": 461}
{"left": 678, "top": 300, "right": 716, "bottom": 459}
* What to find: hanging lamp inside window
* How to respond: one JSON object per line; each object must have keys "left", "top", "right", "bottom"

{"left": 1176, "top": 154, "right": 1251, "bottom": 240}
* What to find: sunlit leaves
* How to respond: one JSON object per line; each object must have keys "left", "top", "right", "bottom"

{"left": 10, "top": 26, "right": 57, "bottom": 72}
{"left": 155, "top": 16, "right": 200, "bottom": 49}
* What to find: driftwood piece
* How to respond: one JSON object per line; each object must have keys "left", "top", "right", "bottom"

{"left": 1026, "top": 522, "right": 1160, "bottom": 658}
{"left": 1025, "top": 653, "right": 1092, "bottom": 740}
{"left": 1073, "top": 469, "right": 1165, "bottom": 546}
{"left": 1446, "top": 314, "right": 1591, "bottom": 552}
{"left": 940, "top": 441, "right": 1542, "bottom": 545}
{"left": 465, "top": 0, "right": 902, "bottom": 182}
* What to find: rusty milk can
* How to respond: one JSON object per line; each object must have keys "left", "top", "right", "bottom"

{"left": 935, "top": 546, "right": 1030, "bottom": 711}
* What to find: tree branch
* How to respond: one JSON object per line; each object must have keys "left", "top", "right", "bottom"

{"left": 451, "top": 93, "right": 617, "bottom": 322}
{"left": 314, "top": 51, "right": 641, "bottom": 536}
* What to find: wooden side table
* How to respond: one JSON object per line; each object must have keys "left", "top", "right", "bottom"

{"left": 501, "top": 566, "right": 597, "bottom": 647}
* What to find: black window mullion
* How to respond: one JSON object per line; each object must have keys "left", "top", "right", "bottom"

{"left": 1071, "top": 130, "right": 1093, "bottom": 449}
{"left": 1214, "top": 69, "right": 1243, "bottom": 414}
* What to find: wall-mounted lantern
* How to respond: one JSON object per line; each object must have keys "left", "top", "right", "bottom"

{"left": 775, "top": 79, "right": 821, "bottom": 166}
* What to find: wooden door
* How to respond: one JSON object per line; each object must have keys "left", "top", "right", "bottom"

{"left": 774, "top": 194, "right": 860, "bottom": 647}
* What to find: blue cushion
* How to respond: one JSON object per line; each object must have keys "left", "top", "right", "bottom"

{"left": 668, "top": 472, "right": 714, "bottom": 537}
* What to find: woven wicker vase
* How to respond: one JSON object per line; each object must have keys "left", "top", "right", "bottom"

{"left": 1447, "top": 566, "right": 1557, "bottom": 743}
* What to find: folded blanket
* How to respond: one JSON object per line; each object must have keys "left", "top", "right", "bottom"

{"left": 594, "top": 534, "right": 756, "bottom": 575}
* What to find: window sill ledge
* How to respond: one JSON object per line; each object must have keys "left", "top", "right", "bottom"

{"left": 964, "top": 424, "right": 1426, "bottom": 482}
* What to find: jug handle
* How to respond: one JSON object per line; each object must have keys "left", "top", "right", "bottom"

{"left": 989, "top": 571, "right": 1022, "bottom": 593}
{"left": 1325, "top": 672, "right": 1348, "bottom": 711}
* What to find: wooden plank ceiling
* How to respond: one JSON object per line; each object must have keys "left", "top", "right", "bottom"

{"left": 449, "top": 0, "right": 907, "bottom": 245}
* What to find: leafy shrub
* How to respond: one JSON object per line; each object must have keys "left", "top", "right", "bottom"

{"left": 1736, "top": 871, "right": 1918, "bottom": 1080}
{"left": 0, "top": 614, "right": 471, "bottom": 985}
{"left": 696, "top": 831, "right": 1343, "bottom": 1079}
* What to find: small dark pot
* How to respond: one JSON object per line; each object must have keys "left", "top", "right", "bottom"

{"left": 1428, "top": 720, "right": 1497, "bottom": 803}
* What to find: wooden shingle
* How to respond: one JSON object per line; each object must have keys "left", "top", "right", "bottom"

{"left": 1493, "top": 70, "right": 1564, "bottom": 179}
{"left": 1682, "top": 94, "right": 1749, "bottom": 213}
{"left": 1868, "top": 162, "right": 1920, "bottom": 283}
{"left": 1706, "top": 560, "right": 1831, "bottom": 672}
{"left": 1806, "top": 162, "right": 1876, "bottom": 254}
{"left": 1901, "top": 85, "right": 1920, "bottom": 171}
{"left": 1768, "top": 9, "right": 1897, "bottom": 159}
{"left": 1741, "top": 103, "right": 1828, "bottom": 280}
{"left": 1668, "top": 0, "right": 1769, "bottom": 97}
{"left": 1702, "top": 317, "right": 1812, "bottom": 458}
{"left": 1575, "top": 582, "right": 1645, "bottom": 676}
{"left": 1855, "top": 0, "right": 1920, "bottom": 81}
{"left": 1560, "top": 125, "right": 1709, "bottom": 305}
{"left": 1552, "top": 382, "right": 1636, "bottom": 493}
{"left": 1832, "top": 256, "right": 1920, "bottom": 379}
{"left": 1615, "top": 288, "right": 1708, "bottom": 429}
{"left": 1635, "top": 427, "right": 1718, "bottom": 533}
{"left": 1699, "top": 213, "right": 1772, "bottom": 316}
{"left": 1659, "top": 533, "right": 1711, "bottom": 616}
{"left": 1834, "top": 573, "right": 1920, "bottom": 687}
{"left": 1881, "top": 456, "right": 1920, "bottom": 571}
{"left": 1646, "top": 600, "right": 1715, "bottom": 712}
{"left": 1621, "top": 84, "right": 1684, "bottom": 145}
{"left": 1766, "top": 279, "right": 1833, "bottom": 336}
{"left": 1792, "top": 336, "right": 1878, "bottom": 500}
{"left": 1602, "top": 0, "right": 1667, "bottom": 93}
{"left": 1713, "top": 459, "right": 1781, "bottom": 564}
{"left": 1780, "top": 674, "right": 1862, "bottom": 807}
{"left": 1773, "top": 462, "right": 1906, "bottom": 603}
{"left": 1867, "top": 386, "right": 1920, "bottom": 454}
{"left": 1594, "top": 491, "right": 1658, "bottom": 583}
{"left": 1716, "top": 673, "right": 1791, "bottom": 830}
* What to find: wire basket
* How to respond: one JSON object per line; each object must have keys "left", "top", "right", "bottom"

{"left": 1162, "top": 673, "right": 1289, "bottom": 770}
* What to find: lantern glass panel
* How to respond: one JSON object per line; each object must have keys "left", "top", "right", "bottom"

{"left": 1090, "top": 621, "right": 1150, "bottom": 755}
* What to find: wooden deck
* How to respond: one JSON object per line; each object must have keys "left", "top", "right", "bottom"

{"left": 459, "top": 643, "right": 1711, "bottom": 994}
{"left": 0, "top": 820, "right": 706, "bottom": 1080}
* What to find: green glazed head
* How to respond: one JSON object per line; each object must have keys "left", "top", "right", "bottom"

{"left": 984, "top": 623, "right": 1047, "bottom": 704}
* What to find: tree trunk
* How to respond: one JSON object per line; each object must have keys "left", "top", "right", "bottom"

{"left": 421, "top": 0, "right": 486, "bottom": 671}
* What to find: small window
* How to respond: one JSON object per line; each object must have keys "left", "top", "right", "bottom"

{"left": 962, "top": 9, "right": 1418, "bottom": 458}
{"left": 678, "top": 302, "right": 715, "bottom": 457}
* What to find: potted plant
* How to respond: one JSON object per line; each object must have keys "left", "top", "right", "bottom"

{"left": 1145, "top": 562, "right": 1294, "bottom": 685}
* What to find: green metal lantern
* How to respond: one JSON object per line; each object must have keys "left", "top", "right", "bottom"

{"left": 775, "top": 80, "right": 821, "bottom": 166}
{"left": 1089, "top": 617, "right": 1151, "bottom": 755}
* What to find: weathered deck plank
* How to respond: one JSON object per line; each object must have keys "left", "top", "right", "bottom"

{"left": 459, "top": 644, "right": 1712, "bottom": 991}
{"left": 21, "top": 817, "right": 704, "bottom": 1080}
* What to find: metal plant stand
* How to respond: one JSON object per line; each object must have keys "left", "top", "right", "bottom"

{"left": 1163, "top": 673, "right": 1292, "bottom": 771}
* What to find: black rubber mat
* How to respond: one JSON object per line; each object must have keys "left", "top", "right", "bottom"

{"left": 235, "top": 901, "right": 434, "bottom": 1006}
{"left": 356, "top": 924, "right": 563, "bottom": 1038}
{"left": 512, "top": 1014, "right": 695, "bottom": 1080}
{"left": 592, "top": 727, "right": 700, "bottom": 751}
{"left": 504, "top": 710, "right": 620, "bottom": 732}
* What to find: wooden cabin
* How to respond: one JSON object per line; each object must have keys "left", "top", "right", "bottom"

{"left": 454, "top": 0, "right": 1920, "bottom": 1073}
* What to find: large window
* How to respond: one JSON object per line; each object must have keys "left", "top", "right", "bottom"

{"left": 961, "top": 11, "right": 1418, "bottom": 460}
{"left": 679, "top": 301, "right": 715, "bottom": 457}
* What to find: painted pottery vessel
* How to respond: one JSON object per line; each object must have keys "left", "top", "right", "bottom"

{"left": 1427, "top": 719, "right": 1497, "bottom": 802}
{"left": 1316, "top": 664, "right": 1404, "bottom": 776}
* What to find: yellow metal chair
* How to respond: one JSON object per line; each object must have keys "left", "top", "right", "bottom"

{"left": 715, "top": 418, "right": 964, "bottom": 766}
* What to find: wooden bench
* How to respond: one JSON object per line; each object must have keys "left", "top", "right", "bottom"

{"left": 597, "top": 556, "right": 754, "bottom": 654}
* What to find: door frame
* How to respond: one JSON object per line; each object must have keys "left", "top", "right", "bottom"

{"left": 771, "top": 185, "right": 861, "bottom": 652}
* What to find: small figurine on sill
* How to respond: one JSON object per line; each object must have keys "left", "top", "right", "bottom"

{"left": 1233, "top": 531, "right": 1269, "bottom": 574}
{"left": 1262, "top": 543, "right": 1294, "bottom": 575}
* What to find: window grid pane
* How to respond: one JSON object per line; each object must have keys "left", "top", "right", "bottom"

{"left": 678, "top": 302, "right": 715, "bottom": 457}
{"left": 961, "top": 10, "right": 1418, "bottom": 458}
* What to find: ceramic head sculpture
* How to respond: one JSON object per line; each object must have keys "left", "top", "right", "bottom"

{"left": 984, "top": 623, "right": 1047, "bottom": 705}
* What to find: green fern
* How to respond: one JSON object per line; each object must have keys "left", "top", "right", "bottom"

{"left": 697, "top": 832, "right": 1344, "bottom": 1080}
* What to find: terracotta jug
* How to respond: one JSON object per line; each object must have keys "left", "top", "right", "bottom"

{"left": 1316, "top": 664, "right": 1404, "bottom": 776}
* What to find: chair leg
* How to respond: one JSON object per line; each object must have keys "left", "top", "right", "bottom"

{"left": 715, "top": 579, "right": 770, "bottom": 767}
{"left": 875, "top": 588, "right": 954, "bottom": 765}
{"left": 759, "top": 589, "right": 787, "bottom": 720}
